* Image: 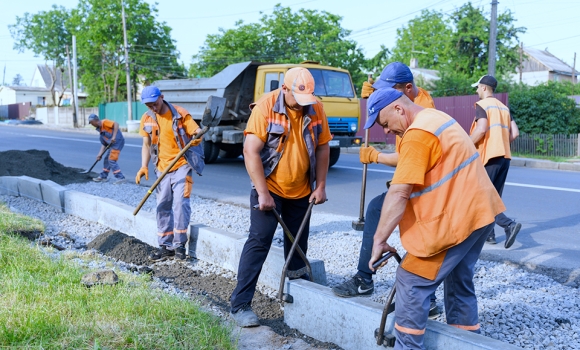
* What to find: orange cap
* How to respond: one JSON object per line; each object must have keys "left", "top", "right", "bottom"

{"left": 284, "top": 67, "right": 317, "bottom": 106}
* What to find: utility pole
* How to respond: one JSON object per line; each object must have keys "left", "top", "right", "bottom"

{"left": 72, "top": 35, "right": 80, "bottom": 124}
{"left": 572, "top": 52, "right": 577, "bottom": 85}
{"left": 2, "top": 64, "right": 5, "bottom": 86}
{"left": 66, "top": 45, "right": 78, "bottom": 128}
{"left": 519, "top": 42, "right": 523, "bottom": 83}
{"left": 488, "top": 0, "right": 498, "bottom": 77}
{"left": 121, "top": 0, "right": 133, "bottom": 121}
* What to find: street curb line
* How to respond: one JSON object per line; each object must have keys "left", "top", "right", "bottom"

{"left": 0, "top": 175, "right": 522, "bottom": 350}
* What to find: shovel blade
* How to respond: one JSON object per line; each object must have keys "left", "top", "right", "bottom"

{"left": 201, "top": 95, "right": 227, "bottom": 128}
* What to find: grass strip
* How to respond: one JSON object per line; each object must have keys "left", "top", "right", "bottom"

{"left": 0, "top": 202, "right": 235, "bottom": 349}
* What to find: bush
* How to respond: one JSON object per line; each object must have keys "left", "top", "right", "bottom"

{"left": 508, "top": 82, "right": 580, "bottom": 134}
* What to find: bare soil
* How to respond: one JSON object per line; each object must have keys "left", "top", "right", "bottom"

{"left": 88, "top": 229, "right": 340, "bottom": 349}
{"left": 0, "top": 150, "right": 95, "bottom": 185}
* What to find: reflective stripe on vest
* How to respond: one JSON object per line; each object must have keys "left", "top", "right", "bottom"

{"left": 471, "top": 98, "right": 511, "bottom": 165}
{"left": 398, "top": 109, "right": 505, "bottom": 258}
{"left": 251, "top": 89, "right": 322, "bottom": 189}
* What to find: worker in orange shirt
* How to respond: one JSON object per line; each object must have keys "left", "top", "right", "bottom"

{"left": 366, "top": 87, "right": 505, "bottom": 350}
{"left": 230, "top": 67, "right": 331, "bottom": 327}
{"left": 333, "top": 62, "right": 441, "bottom": 318}
{"left": 136, "top": 86, "right": 204, "bottom": 262}
{"left": 88, "top": 114, "right": 126, "bottom": 184}
{"left": 470, "top": 75, "right": 521, "bottom": 248}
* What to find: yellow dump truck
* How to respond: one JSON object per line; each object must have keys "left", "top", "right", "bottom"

{"left": 153, "top": 61, "right": 361, "bottom": 167}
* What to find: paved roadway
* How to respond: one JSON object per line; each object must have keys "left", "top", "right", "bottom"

{"left": 1, "top": 124, "right": 579, "bottom": 278}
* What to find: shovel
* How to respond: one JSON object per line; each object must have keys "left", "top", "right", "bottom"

{"left": 133, "top": 95, "right": 226, "bottom": 216}
{"left": 352, "top": 74, "right": 373, "bottom": 231}
{"left": 80, "top": 142, "right": 113, "bottom": 174}
{"left": 373, "top": 251, "right": 402, "bottom": 347}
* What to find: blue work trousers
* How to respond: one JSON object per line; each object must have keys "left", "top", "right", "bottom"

{"left": 155, "top": 164, "right": 192, "bottom": 249}
{"left": 230, "top": 189, "right": 311, "bottom": 312}
{"left": 357, "top": 192, "right": 437, "bottom": 303}
{"left": 99, "top": 140, "right": 125, "bottom": 179}
{"left": 393, "top": 222, "right": 494, "bottom": 350}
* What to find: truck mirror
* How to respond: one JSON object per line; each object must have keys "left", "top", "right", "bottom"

{"left": 270, "top": 80, "right": 279, "bottom": 91}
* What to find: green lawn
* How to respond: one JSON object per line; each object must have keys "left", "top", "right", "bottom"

{"left": 0, "top": 203, "right": 235, "bottom": 349}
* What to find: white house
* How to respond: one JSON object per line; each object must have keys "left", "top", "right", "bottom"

{"left": 511, "top": 47, "right": 578, "bottom": 86}
{"left": 0, "top": 85, "right": 52, "bottom": 106}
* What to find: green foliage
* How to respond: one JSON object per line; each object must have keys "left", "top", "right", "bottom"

{"left": 389, "top": 2, "right": 526, "bottom": 96}
{"left": 391, "top": 10, "right": 451, "bottom": 70}
{"left": 509, "top": 83, "right": 580, "bottom": 134}
{"left": 9, "top": 5, "right": 72, "bottom": 104}
{"left": 70, "top": 0, "right": 184, "bottom": 106}
{"left": 189, "top": 4, "right": 367, "bottom": 93}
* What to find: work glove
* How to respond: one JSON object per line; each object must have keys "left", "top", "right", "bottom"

{"left": 135, "top": 167, "right": 149, "bottom": 184}
{"left": 190, "top": 138, "right": 202, "bottom": 147}
{"left": 359, "top": 145, "right": 380, "bottom": 164}
{"left": 361, "top": 78, "right": 376, "bottom": 99}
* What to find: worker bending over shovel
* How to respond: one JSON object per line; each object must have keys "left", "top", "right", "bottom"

{"left": 230, "top": 67, "right": 331, "bottom": 327}
{"left": 333, "top": 62, "right": 441, "bottom": 318}
{"left": 366, "top": 88, "right": 505, "bottom": 350}
{"left": 88, "top": 114, "right": 127, "bottom": 184}
{"left": 136, "top": 86, "right": 204, "bottom": 261}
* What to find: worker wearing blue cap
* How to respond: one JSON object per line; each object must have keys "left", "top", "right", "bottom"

{"left": 136, "top": 85, "right": 204, "bottom": 262}
{"left": 364, "top": 87, "right": 504, "bottom": 350}
{"left": 333, "top": 62, "right": 441, "bottom": 318}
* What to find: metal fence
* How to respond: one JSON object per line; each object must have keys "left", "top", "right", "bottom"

{"left": 511, "top": 133, "right": 580, "bottom": 157}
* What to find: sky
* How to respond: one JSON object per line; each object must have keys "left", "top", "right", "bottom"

{"left": 2, "top": 0, "right": 579, "bottom": 86}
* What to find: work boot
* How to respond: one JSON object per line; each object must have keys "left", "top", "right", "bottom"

{"left": 231, "top": 303, "right": 260, "bottom": 328}
{"left": 148, "top": 246, "right": 174, "bottom": 262}
{"left": 485, "top": 234, "right": 497, "bottom": 244}
{"left": 428, "top": 301, "right": 441, "bottom": 319}
{"left": 504, "top": 222, "right": 522, "bottom": 249}
{"left": 93, "top": 177, "right": 107, "bottom": 182}
{"left": 113, "top": 178, "right": 127, "bottom": 185}
{"left": 332, "top": 274, "right": 374, "bottom": 298}
{"left": 174, "top": 246, "right": 187, "bottom": 261}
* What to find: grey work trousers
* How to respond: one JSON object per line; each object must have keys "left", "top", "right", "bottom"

{"left": 154, "top": 164, "right": 192, "bottom": 249}
{"left": 393, "top": 222, "right": 494, "bottom": 350}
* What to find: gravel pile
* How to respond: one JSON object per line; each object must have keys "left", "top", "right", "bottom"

{"left": 2, "top": 182, "right": 580, "bottom": 349}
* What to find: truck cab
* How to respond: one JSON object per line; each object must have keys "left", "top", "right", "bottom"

{"left": 153, "top": 61, "right": 361, "bottom": 167}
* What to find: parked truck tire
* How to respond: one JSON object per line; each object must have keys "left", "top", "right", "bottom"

{"left": 219, "top": 149, "right": 243, "bottom": 159}
{"left": 329, "top": 147, "right": 340, "bottom": 168}
{"left": 203, "top": 140, "right": 220, "bottom": 164}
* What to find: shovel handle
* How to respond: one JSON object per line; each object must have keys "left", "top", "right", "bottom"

{"left": 356, "top": 74, "right": 373, "bottom": 224}
{"left": 133, "top": 127, "right": 208, "bottom": 216}
{"left": 84, "top": 142, "right": 113, "bottom": 173}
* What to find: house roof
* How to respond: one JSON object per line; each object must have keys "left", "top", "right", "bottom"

{"left": 35, "top": 64, "right": 70, "bottom": 90}
{"left": 524, "top": 47, "right": 575, "bottom": 75}
{"left": 2, "top": 85, "right": 51, "bottom": 92}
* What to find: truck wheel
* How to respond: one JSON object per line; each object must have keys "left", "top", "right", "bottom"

{"left": 203, "top": 140, "right": 220, "bottom": 164}
{"left": 329, "top": 147, "right": 340, "bottom": 168}
{"left": 219, "top": 149, "right": 243, "bottom": 159}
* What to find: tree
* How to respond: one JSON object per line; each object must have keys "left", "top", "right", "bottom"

{"left": 190, "top": 5, "right": 368, "bottom": 93}
{"left": 11, "top": 74, "right": 24, "bottom": 86}
{"left": 69, "top": 0, "right": 184, "bottom": 105}
{"left": 391, "top": 10, "right": 452, "bottom": 70}
{"left": 9, "top": 5, "right": 72, "bottom": 105}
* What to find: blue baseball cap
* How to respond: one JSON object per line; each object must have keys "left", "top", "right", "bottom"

{"left": 364, "top": 88, "right": 404, "bottom": 129}
{"left": 141, "top": 86, "right": 161, "bottom": 103}
{"left": 88, "top": 113, "right": 99, "bottom": 121}
{"left": 372, "top": 62, "right": 414, "bottom": 89}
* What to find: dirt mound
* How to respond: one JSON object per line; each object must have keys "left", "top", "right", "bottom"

{"left": 0, "top": 149, "right": 94, "bottom": 185}
{"left": 87, "top": 229, "right": 154, "bottom": 266}
{"left": 86, "top": 230, "right": 337, "bottom": 348}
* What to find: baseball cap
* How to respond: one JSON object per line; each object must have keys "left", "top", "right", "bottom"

{"left": 364, "top": 88, "right": 404, "bottom": 129}
{"left": 471, "top": 75, "right": 498, "bottom": 90}
{"left": 88, "top": 113, "right": 99, "bottom": 122}
{"left": 141, "top": 85, "right": 162, "bottom": 103}
{"left": 372, "top": 62, "right": 414, "bottom": 89}
{"left": 284, "top": 67, "right": 317, "bottom": 106}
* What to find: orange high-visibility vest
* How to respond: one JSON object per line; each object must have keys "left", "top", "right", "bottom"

{"left": 397, "top": 109, "right": 505, "bottom": 258}
{"left": 470, "top": 97, "right": 512, "bottom": 166}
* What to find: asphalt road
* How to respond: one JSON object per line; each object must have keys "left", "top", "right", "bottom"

{"left": 1, "top": 124, "right": 579, "bottom": 276}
